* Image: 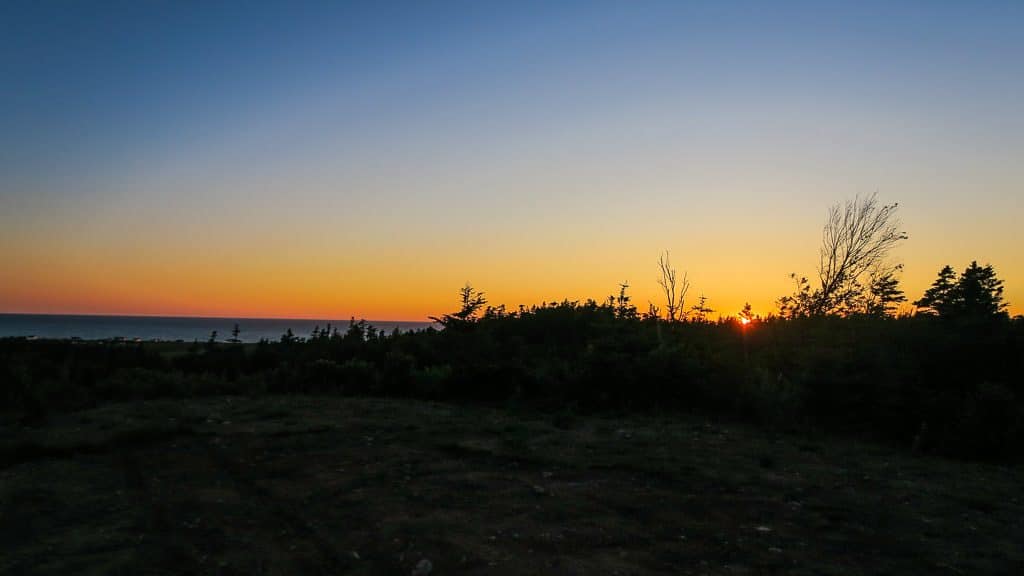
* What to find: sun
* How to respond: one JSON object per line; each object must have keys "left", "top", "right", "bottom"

{"left": 739, "top": 317, "right": 751, "bottom": 326}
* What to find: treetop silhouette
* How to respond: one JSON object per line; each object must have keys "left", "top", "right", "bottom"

{"left": 915, "top": 261, "right": 1008, "bottom": 319}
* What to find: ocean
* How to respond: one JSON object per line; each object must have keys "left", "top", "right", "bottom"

{"left": 0, "top": 314, "right": 436, "bottom": 343}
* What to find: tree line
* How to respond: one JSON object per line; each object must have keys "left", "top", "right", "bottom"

{"left": 1, "top": 194, "right": 1019, "bottom": 464}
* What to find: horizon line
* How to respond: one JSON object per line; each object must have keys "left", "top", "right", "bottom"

{"left": 0, "top": 311, "right": 436, "bottom": 323}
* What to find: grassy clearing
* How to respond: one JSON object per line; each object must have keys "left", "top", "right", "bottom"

{"left": 1, "top": 396, "right": 1021, "bottom": 575}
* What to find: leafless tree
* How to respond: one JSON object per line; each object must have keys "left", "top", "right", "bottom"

{"left": 657, "top": 251, "right": 690, "bottom": 321}
{"left": 815, "top": 193, "right": 907, "bottom": 315}
{"left": 781, "top": 193, "right": 907, "bottom": 317}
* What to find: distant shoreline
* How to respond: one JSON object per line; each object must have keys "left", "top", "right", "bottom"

{"left": 0, "top": 314, "right": 436, "bottom": 343}
{"left": 0, "top": 312, "right": 427, "bottom": 323}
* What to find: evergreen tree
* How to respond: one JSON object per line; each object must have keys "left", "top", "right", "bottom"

{"left": 614, "top": 282, "right": 637, "bottom": 319}
{"left": 915, "top": 262, "right": 1008, "bottom": 319}
{"left": 689, "top": 294, "right": 714, "bottom": 323}
{"left": 430, "top": 283, "right": 488, "bottom": 327}
{"left": 864, "top": 269, "right": 906, "bottom": 317}
{"left": 958, "top": 261, "right": 1007, "bottom": 317}
{"left": 739, "top": 302, "right": 754, "bottom": 323}
{"left": 914, "top": 265, "right": 958, "bottom": 316}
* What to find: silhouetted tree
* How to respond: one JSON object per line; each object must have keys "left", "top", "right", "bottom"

{"left": 779, "top": 194, "right": 907, "bottom": 317}
{"left": 656, "top": 251, "right": 690, "bottom": 322}
{"left": 739, "top": 302, "right": 754, "bottom": 323}
{"left": 958, "top": 261, "right": 1007, "bottom": 317}
{"left": 862, "top": 267, "right": 906, "bottom": 317}
{"left": 614, "top": 282, "right": 637, "bottom": 319}
{"left": 916, "top": 262, "right": 1008, "bottom": 319}
{"left": 689, "top": 294, "right": 713, "bottom": 323}
{"left": 229, "top": 323, "right": 241, "bottom": 344}
{"left": 778, "top": 274, "right": 813, "bottom": 318}
{"left": 431, "top": 283, "right": 488, "bottom": 327}
{"left": 915, "top": 265, "right": 958, "bottom": 317}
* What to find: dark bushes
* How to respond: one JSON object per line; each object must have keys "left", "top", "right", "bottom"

{"left": 2, "top": 307, "right": 1021, "bottom": 462}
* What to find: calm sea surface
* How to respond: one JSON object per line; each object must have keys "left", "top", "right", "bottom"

{"left": 0, "top": 314, "right": 435, "bottom": 343}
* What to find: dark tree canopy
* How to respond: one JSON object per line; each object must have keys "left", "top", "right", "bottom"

{"left": 915, "top": 261, "right": 1008, "bottom": 319}
{"left": 864, "top": 269, "right": 907, "bottom": 317}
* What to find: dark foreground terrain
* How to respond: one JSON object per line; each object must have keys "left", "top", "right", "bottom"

{"left": 2, "top": 397, "right": 1022, "bottom": 575}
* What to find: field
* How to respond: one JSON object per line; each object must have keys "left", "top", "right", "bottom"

{"left": 2, "top": 396, "right": 1022, "bottom": 575}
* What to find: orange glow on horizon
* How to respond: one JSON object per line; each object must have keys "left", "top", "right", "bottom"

{"left": 2, "top": 203, "right": 1021, "bottom": 321}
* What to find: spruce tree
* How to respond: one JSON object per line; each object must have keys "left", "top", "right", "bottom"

{"left": 915, "top": 262, "right": 1008, "bottom": 319}
{"left": 958, "top": 261, "right": 1007, "bottom": 317}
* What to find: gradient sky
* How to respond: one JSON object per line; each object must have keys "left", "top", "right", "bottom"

{"left": 2, "top": 1, "right": 1021, "bottom": 320}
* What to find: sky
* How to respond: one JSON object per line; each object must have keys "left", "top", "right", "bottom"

{"left": 1, "top": 0, "right": 1021, "bottom": 320}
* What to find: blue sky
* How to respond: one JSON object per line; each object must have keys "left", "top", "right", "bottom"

{"left": 2, "top": 1, "right": 1022, "bottom": 317}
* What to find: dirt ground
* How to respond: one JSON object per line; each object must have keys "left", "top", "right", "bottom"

{"left": 1, "top": 396, "right": 1022, "bottom": 575}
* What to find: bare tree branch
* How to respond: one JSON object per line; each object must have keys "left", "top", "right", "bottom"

{"left": 780, "top": 194, "right": 908, "bottom": 317}
{"left": 812, "top": 193, "right": 907, "bottom": 315}
{"left": 657, "top": 251, "right": 690, "bottom": 321}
